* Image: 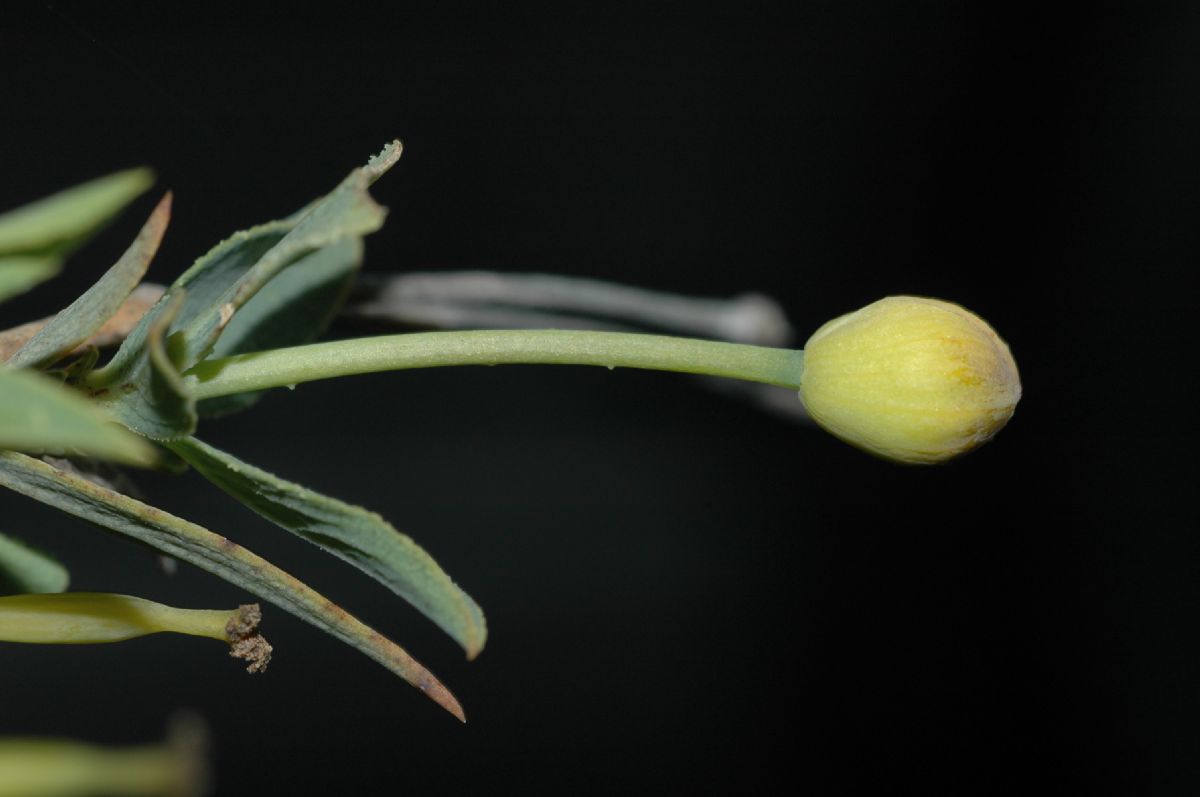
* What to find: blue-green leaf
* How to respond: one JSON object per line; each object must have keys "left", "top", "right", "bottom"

{"left": 0, "top": 450, "right": 464, "bottom": 720}
{"left": 0, "top": 168, "right": 153, "bottom": 257}
{"left": 86, "top": 142, "right": 402, "bottom": 440}
{"left": 7, "top": 194, "right": 172, "bottom": 370}
{"left": 168, "top": 436, "right": 486, "bottom": 658}
{"left": 0, "top": 368, "right": 156, "bottom": 466}
{"left": 197, "top": 236, "right": 362, "bottom": 417}
{"left": 0, "top": 532, "right": 69, "bottom": 595}
{"left": 93, "top": 289, "right": 197, "bottom": 440}
{"left": 0, "top": 284, "right": 164, "bottom": 365}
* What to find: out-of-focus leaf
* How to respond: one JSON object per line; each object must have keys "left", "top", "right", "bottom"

{"left": 168, "top": 436, "right": 486, "bottom": 658}
{"left": 0, "top": 169, "right": 153, "bottom": 306}
{"left": 0, "top": 450, "right": 464, "bottom": 721}
{"left": 7, "top": 195, "right": 172, "bottom": 370}
{"left": 86, "top": 142, "right": 401, "bottom": 440}
{"left": 0, "top": 368, "right": 156, "bottom": 466}
{"left": 0, "top": 532, "right": 69, "bottom": 594}
{"left": 0, "top": 256, "right": 61, "bottom": 304}
{"left": 0, "top": 168, "right": 154, "bottom": 257}
{"left": 198, "top": 236, "right": 362, "bottom": 417}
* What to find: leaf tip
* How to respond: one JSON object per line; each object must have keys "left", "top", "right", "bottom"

{"left": 415, "top": 670, "right": 466, "bottom": 723}
{"left": 364, "top": 140, "right": 403, "bottom": 184}
{"left": 107, "top": 167, "right": 157, "bottom": 205}
{"left": 115, "top": 434, "right": 162, "bottom": 468}
{"left": 153, "top": 190, "right": 174, "bottom": 220}
{"left": 464, "top": 631, "right": 486, "bottom": 661}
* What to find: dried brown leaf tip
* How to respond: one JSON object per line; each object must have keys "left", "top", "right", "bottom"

{"left": 226, "top": 603, "right": 272, "bottom": 674}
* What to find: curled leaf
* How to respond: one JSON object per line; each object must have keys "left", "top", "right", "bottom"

{"left": 87, "top": 143, "right": 401, "bottom": 440}
{"left": 88, "top": 290, "right": 195, "bottom": 440}
{"left": 198, "top": 236, "right": 363, "bottom": 417}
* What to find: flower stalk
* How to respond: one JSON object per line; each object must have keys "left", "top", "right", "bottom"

{"left": 0, "top": 592, "right": 271, "bottom": 673}
{"left": 186, "top": 295, "right": 1020, "bottom": 464}
{"left": 187, "top": 329, "right": 806, "bottom": 399}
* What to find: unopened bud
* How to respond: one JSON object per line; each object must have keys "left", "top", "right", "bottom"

{"left": 799, "top": 296, "right": 1021, "bottom": 464}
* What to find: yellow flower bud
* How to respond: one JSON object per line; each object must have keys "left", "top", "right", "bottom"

{"left": 798, "top": 296, "right": 1021, "bottom": 464}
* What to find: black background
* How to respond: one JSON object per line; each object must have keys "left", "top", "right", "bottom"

{"left": 1, "top": 3, "right": 1195, "bottom": 794}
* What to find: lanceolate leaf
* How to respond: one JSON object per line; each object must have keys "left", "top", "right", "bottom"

{"left": 0, "top": 368, "right": 156, "bottom": 467}
{"left": 7, "top": 194, "right": 172, "bottom": 370}
{"left": 85, "top": 142, "right": 402, "bottom": 440}
{"left": 0, "top": 532, "right": 69, "bottom": 595}
{"left": 0, "top": 168, "right": 153, "bottom": 257}
{"left": 168, "top": 436, "right": 486, "bottom": 658}
{"left": 0, "top": 451, "right": 464, "bottom": 721}
{"left": 0, "top": 284, "right": 165, "bottom": 364}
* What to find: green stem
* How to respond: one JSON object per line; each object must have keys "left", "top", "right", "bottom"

{"left": 0, "top": 593, "right": 240, "bottom": 644}
{"left": 188, "top": 330, "right": 805, "bottom": 400}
